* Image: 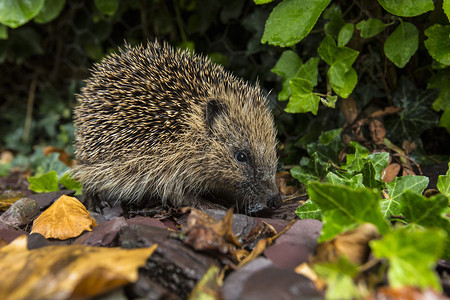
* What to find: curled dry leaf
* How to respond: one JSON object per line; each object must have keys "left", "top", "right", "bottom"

{"left": 276, "top": 171, "right": 300, "bottom": 196}
{"left": 43, "top": 146, "right": 72, "bottom": 166}
{"left": 369, "top": 119, "right": 386, "bottom": 145}
{"left": 382, "top": 163, "right": 401, "bottom": 183}
{"left": 31, "top": 195, "right": 97, "bottom": 240}
{"left": 313, "top": 223, "right": 380, "bottom": 266}
{"left": 183, "top": 208, "right": 241, "bottom": 255}
{"left": 0, "top": 235, "right": 157, "bottom": 300}
{"left": 370, "top": 106, "right": 402, "bottom": 118}
{"left": 402, "top": 140, "right": 417, "bottom": 155}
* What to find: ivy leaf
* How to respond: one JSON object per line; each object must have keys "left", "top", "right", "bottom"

{"left": 59, "top": 172, "right": 83, "bottom": 195}
{"left": 323, "top": 5, "right": 345, "bottom": 39}
{"left": 0, "top": 0, "right": 45, "bottom": 28}
{"left": 318, "top": 35, "right": 359, "bottom": 66}
{"left": 356, "top": 18, "right": 387, "bottom": 38}
{"left": 384, "top": 21, "right": 419, "bottom": 68}
{"left": 291, "top": 152, "right": 330, "bottom": 185}
{"left": 34, "top": 0, "right": 66, "bottom": 24}
{"left": 308, "top": 182, "right": 390, "bottom": 242}
{"left": 295, "top": 57, "right": 320, "bottom": 87}
{"left": 271, "top": 50, "right": 303, "bottom": 101}
{"left": 382, "top": 175, "right": 429, "bottom": 217}
{"left": 445, "top": 0, "right": 450, "bottom": 22}
{"left": 424, "top": 24, "right": 450, "bottom": 66}
{"left": 328, "top": 62, "right": 357, "bottom": 98}
{"left": 28, "top": 170, "right": 59, "bottom": 193}
{"left": 385, "top": 78, "right": 439, "bottom": 142}
{"left": 314, "top": 257, "right": 360, "bottom": 299}
{"left": 286, "top": 78, "right": 320, "bottom": 114}
{"left": 262, "top": 0, "right": 332, "bottom": 47}
{"left": 295, "top": 200, "right": 322, "bottom": 220}
{"left": 0, "top": 24, "right": 7, "bottom": 39}
{"left": 437, "top": 162, "right": 450, "bottom": 196}
{"left": 377, "top": 0, "right": 434, "bottom": 17}
{"left": 325, "top": 172, "right": 365, "bottom": 189}
{"left": 337, "top": 23, "right": 354, "bottom": 47}
{"left": 428, "top": 72, "right": 450, "bottom": 111}
{"left": 400, "top": 191, "right": 450, "bottom": 259}
{"left": 370, "top": 226, "right": 445, "bottom": 291}
{"left": 306, "top": 128, "right": 344, "bottom": 163}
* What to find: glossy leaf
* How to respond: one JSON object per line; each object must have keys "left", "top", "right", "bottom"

{"left": 0, "top": 0, "right": 45, "bottom": 28}
{"left": 424, "top": 24, "right": 450, "bottom": 66}
{"left": 382, "top": 175, "right": 429, "bottom": 217}
{"left": 262, "top": 0, "right": 332, "bottom": 46}
{"left": 378, "top": 0, "right": 434, "bottom": 17}
{"left": 295, "top": 200, "right": 322, "bottom": 220}
{"left": 94, "top": 0, "right": 118, "bottom": 16}
{"left": 384, "top": 22, "right": 419, "bottom": 68}
{"left": 437, "top": 162, "right": 450, "bottom": 196}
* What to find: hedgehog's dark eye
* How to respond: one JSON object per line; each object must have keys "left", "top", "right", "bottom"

{"left": 235, "top": 152, "right": 248, "bottom": 163}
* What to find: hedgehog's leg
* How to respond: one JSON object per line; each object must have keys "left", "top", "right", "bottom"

{"left": 81, "top": 189, "right": 102, "bottom": 212}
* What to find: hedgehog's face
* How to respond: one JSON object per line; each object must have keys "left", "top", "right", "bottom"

{"left": 203, "top": 97, "right": 281, "bottom": 214}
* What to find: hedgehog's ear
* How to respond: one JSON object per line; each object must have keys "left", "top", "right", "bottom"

{"left": 205, "top": 99, "right": 226, "bottom": 129}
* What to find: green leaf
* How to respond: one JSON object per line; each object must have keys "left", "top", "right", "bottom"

{"left": 328, "top": 62, "right": 357, "bottom": 98}
{"left": 370, "top": 226, "right": 445, "bottom": 291}
{"left": 400, "top": 191, "right": 450, "bottom": 259}
{"left": 323, "top": 5, "right": 344, "bottom": 39}
{"left": 440, "top": 108, "right": 450, "bottom": 133}
{"left": 295, "top": 57, "right": 320, "bottom": 87}
{"left": 428, "top": 72, "right": 450, "bottom": 111}
{"left": 0, "top": 24, "right": 7, "bottom": 39}
{"left": 295, "top": 200, "right": 322, "bottom": 220}
{"left": 318, "top": 35, "right": 359, "bottom": 66}
{"left": 382, "top": 175, "right": 429, "bottom": 217}
{"left": 325, "top": 172, "right": 365, "bottom": 189}
{"left": 34, "top": 0, "right": 65, "bottom": 24}
{"left": 378, "top": 0, "right": 434, "bottom": 17}
{"left": 291, "top": 152, "right": 330, "bottom": 185}
{"left": 356, "top": 18, "right": 387, "bottom": 38}
{"left": 314, "top": 257, "right": 360, "bottom": 299}
{"left": 254, "top": 0, "right": 274, "bottom": 4}
{"left": 308, "top": 182, "right": 390, "bottom": 242}
{"left": 424, "top": 24, "right": 450, "bottom": 66}
{"left": 271, "top": 50, "right": 303, "bottom": 101}
{"left": 0, "top": 0, "right": 45, "bottom": 28}
{"left": 321, "top": 95, "right": 338, "bottom": 108}
{"left": 306, "top": 128, "right": 344, "bottom": 163}
{"left": 59, "top": 172, "right": 83, "bottom": 195}
{"left": 386, "top": 78, "right": 439, "bottom": 141}
{"left": 437, "top": 162, "right": 450, "bottom": 196}
{"left": 343, "top": 142, "right": 370, "bottom": 173}
{"left": 286, "top": 78, "right": 320, "bottom": 114}
{"left": 261, "top": 0, "right": 332, "bottom": 47}
{"left": 366, "top": 152, "right": 390, "bottom": 180}
{"left": 337, "top": 23, "right": 354, "bottom": 47}
{"left": 445, "top": 0, "right": 450, "bottom": 22}
{"left": 384, "top": 22, "right": 419, "bottom": 68}
{"left": 27, "top": 170, "right": 59, "bottom": 193}
{"left": 94, "top": 0, "right": 118, "bottom": 16}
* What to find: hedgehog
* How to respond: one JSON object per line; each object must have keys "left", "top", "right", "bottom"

{"left": 72, "top": 41, "right": 281, "bottom": 214}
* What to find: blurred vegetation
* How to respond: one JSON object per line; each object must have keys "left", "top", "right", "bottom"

{"left": 0, "top": 0, "right": 449, "bottom": 172}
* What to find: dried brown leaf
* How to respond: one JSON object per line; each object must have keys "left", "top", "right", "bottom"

{"left": 341, "top": 97, "right": 358, "bottom": 124}
{"left": 31, "top": 195, "right": 97, "bottom": 240}
{"left": 313, "top": 223, "right": 379, "bottom": 265}
{"left": 0, "top": 235, "right": 157, "bottom": 300}
{"left": 382, "top": 163, "right": 401, "bottom": 183}
{"left": 369, "top": 119, "right": 386, "bottom": 145}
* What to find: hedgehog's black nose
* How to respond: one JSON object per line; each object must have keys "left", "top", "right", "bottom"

{"left": 267, "top": 192, "right": 282, "bottom": 209}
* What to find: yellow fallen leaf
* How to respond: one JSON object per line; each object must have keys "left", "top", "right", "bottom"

{"left": 0, "top": 235, "right": 157, "bottom": 299}
{"left": 31, "top": 195, "right": 97, "bottom": 239}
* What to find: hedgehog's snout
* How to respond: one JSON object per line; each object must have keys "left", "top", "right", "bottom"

{"left": 267, "top": 191, "right": 282, "bottom": 209}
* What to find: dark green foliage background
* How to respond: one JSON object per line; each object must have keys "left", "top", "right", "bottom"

{"left": 0, "top": 0, "right": 448, "bottom": 165}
